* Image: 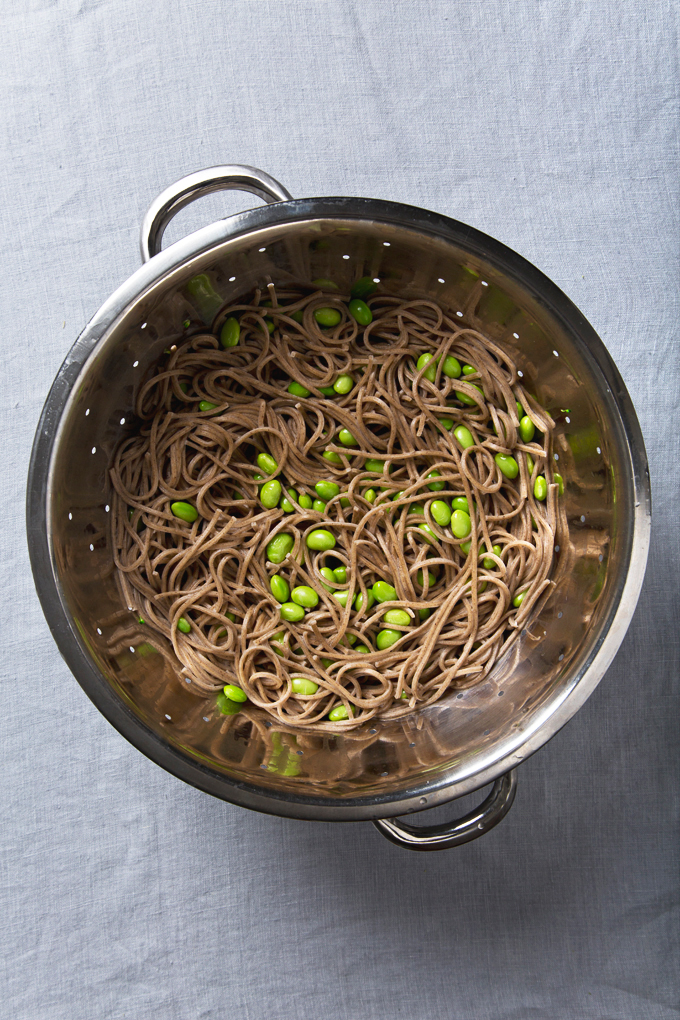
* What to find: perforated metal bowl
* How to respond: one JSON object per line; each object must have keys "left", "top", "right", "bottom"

{"left": 27, "top": 166, "right": 651, "bottom": 849}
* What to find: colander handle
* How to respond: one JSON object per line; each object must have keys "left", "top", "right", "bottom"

{"left": 140, "top": 165, "right": 294, "bottom": 262}
{"left": 372, "top": 769, "right": 517, "bottom": 851}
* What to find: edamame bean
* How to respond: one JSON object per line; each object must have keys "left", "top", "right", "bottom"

{"left": 451, "top": 496, "right": 470, "bottom": 513}
{"left": 365, "top": 458, "right": 386, "bottom": 473}
{"left": 292, "top": 677, "right": 319, "bottom": 695}
{"left": 177, "top": 617, "right": 191, "bottom": 633}
{"left": 418, "top": 523, "right": 437, "bottom": 542}
{"left": 554, "top": 472, "right": 564, "bottom": 496}
{"left": 430, "top": 500, "right": 451, "bottom": 526}
{"left": 179, "top": 382, "right": 189, "bottom": 394}
{"left": 438, "top": 417, "right": 454, "bottom": 430}
{"left": 199, "top": 400, "right": 217, "bottom": 411}
{"left": 355, "top": 644, "right": 371, "bottom": 654}
{"left": 495, "top": 453, "right": 519, "bottom": 479}
{"left": 516, "top": 400, "right": 523, "bottom": 416}
{"left": 462, "top": 363, "right": 477, "bottom": 376}
{"left": 266, "top": 533, "right": 294, "bottom": 563}
{"left": 354, "top": 590, "right": 375, "bottom": 612}
{"left": 281, "top": 489, "right": 296, "bottom": 513}
{"left": 319, "top": 385, "right": 336, "bottom": 396}
{"left": 260, "top": 479, "right": 282, "bottom": 509}
{"left": 314, "top": 307, "right": 342, "bottom": 328}
{"left": 270, "top": 575, "right": 290, "bottom": 603}
{"left": 417, "top": 568, "right": 436, "bottom": 586}
{"left": 377, "top": 629, "right": 401, "bottom": 650}
{"left": 372, "top": 581, "right": 397, "bottom": 603}
{"left": 351, "top": 277, "right": 377, "bottom": 300}
{"left": 456, "top": 384, "right": 484, "bottom": 405}
{"left": 512, "top": 591, "right": 527, "bottom": 608}
{"left": 364, "top": 488, "right": 376, "bottom": 503}
{"left": 306, "top": 529, "right": 336, "bottom": 550}
{"left": 451, "top": 509, "right": 472, "bottom": 538}
{"left": 417, "top": 352, "right": 437, "bottom": 382}
{"left": 344, "top": 634, "right": 358, "bottom": 646}
{"left": 453, "top": 425, "right": 475, "bottom": 449}
{"left": 483, "top": 545, "right": 502, "bottom": 569}
{"left": 526, "top": 453, "right": 535, "bottom": 475}
{"left": 223, "top": 683, "right": 247, "bottom": 703}
{"left": 225, "top": 612, "right": 236, "bottom": 622}
{"left": 288, "top": 380, "right": 310, "bottom": 398}
{"left": 328, "top": 704, "right": 352, "bottom": 721}
{"left": 442, "top": 355, "right": 462, "bottom": 378}
{"left": 333, "top": 374, "right": 354, "bottom": 394}
{"left": 220, "top": 317, "right": 240, "bottom": 348}
{"left": 271, "top": 631, "right": 286, "bottom": 654}
{"left": 338, "top": 428, "right": 358, "bottom": 447}
{"left": 333, "top": 591, "right": 350, "bottom": 608}
{"left": 298, "top": 493, "right": 313, "bottom": 509}
{"left": 315, "top": 480, "right": 340, "bottom": 501}
{"left": 410, "top": 504, "right": 425, "bottom": 515}
{"left": 427, "top": 471, "right": 445, "bottom": 491}
{"left": 321, "top": 657, "right": 334, "bottom": 669}
{"left": 257, "top": 452, "right": 278, "bottom": 476}
{"left": 418, "top": 607, "right": 430, "bottom": 621}
{"left": 332, "top": 565, "right": 347, "bottom": 583}
{"left": 348, "top": 299, "right": 373, "bottom": 326}
{"left": 291, "top": 586, "right": 319, "bottom": 608}
{"left": 216, "top": 692, "right": 242, "bottom": 715}
{"left": 311, "top": 278, "right": 338, "bottom": 290}
{"left": 280, "top": 602, "right": 306, "bottom": 622}
{"left": 519, "top": 415, "right": 535, "bottom": 442}
{"left": 460, "top": 540, "right": 472, "bottom": 555}
{"left": 534, "top": 476, "right": 548, "bottom": 501}
{"left": 290, "top": 309, "right": 304, "bottom": 324}
{"left": 171, "top": 501, "right": 198, "bottom": 523}
{"left": 319, "top": 567, "right": 336, "bottom": 590}
{"left": 313, "top": 499, "right": 327, "bottom": 513}
{"left": 322, "top": 450, "right": 343, "bottom": 465}
{"left": 384, "top": 609, "right": 411, "bottom": 626}
{"left": 264, "top": 318, "right": 275, "bottom": 334}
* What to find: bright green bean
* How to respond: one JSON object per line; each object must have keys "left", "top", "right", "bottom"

{"left": 292, "top": 677, "right": 319, "bottom": 695}
{"left": 418, "top": 523, "right": 437, "bottom": 542}
{"left": 260, "top": 479, "right": 282, "bottom": 509}
{"left": 333, "top": 374, "right": 354, "bottom": 394}
{"left": 328, "top": 704, "right": 352, "bottom": 721}
{"left": 417, "top": 352, "right": 437, "bottom": 382}
{"left": 171, "top": 501, "right": 198, "bottom": 523}
{"left": 290, "top": 309, "right": 304, "bottom": 324}
{"left": 417, "top": 568, "right": 436, "bottom": 587}
{"left": 288, "top": 380, "right": 311, "bottom": 398}
{"left": 438, "top": 417, "right": 454, "bottom": 430}
{"left": 462, "top": 363, "right": 477, "bottom": 375}
{"left": 220, "top": 317, "right": 240, "bottom": 348}
{"left": 456, "top": 383, "right": 484, "bottom": 405}
{"left": 495, "top": 453, "right": 519, "bottom": 479}
{"left": 266, "top": 533, "right": 294, "bottom": 563}
{"left": 280, "top": 489, "right": 296, "bottom": 513}
{"left": 442, "top": 355, "right": 462, "bottom": 378}
{"left": 355, "top": 644, "right": 371, "bottom": 654}
{"left": 384, "top": 609, "right": 411, "bottom": 626}
{"left": 257, "top": 452, "right": 278, "bottom": 476}
{"left": 519, "top": 415, "right": 535, "bottom": 442}
{"left": 534, "top": 476, "right": 548, "bottom": 501}
{"left": 223, "top": 683, "right": 247, "bottom": 703}
{"left": 338, "top": 428, "right": 358, "bottom": 447}
{"left": 225, "top": 612, "right": 236, "bottom": 623}
{"left": 526, "top": 453, "right": 535, "bottom": 475}
{"left": 291, "top": 586, "right": 319, "bottom": 608}
{"left": 280, "top": 602, "right": 306, "bottom": 622}
{"left": 216, "top": 692, "right": 242, "bottom": 715}
{"left": 306, "top": 529, "right": 336, "bottom": 550}
{"left": 270, "top": 575, "right": 290, "bottom": 603}
{"left": 460, "top": 540, "right": 472, "bottom": 555}
{"left": 451, "top": 509, "right": 472, "bottom": 538}
{"left": 430, "top": 500, "right": 451, "bottom": 526}
{"left": 351, "top": 277, "right": 378, "bottom": 300}
{"left": 319, "top": 567, "right": 336, "bottom": 590}
{"left": 314, "top": 307, "right": 342, "bottom": 328}
{"left": 348, "top": 299, "right": 373, "bottom": 325}
{"left": 453, "top": 425, "right": 475, "bottom": 449}
{"left": 372, "top": 580, "right": 397, "bottom": 603}
{"left": 199, "top": 400, "right": 217, "bottom": 411}
{"left": 513, "top": 591, "right": 527, "bottom": 608}
{"left": 177, "top": 617, "right": 191, "bottom": 633}
{"left": 320, "top": 657, "right": 334, "bottom": 669}
{"left": 264, "top": 318, "right": 275, "bottom": 334}
{"left": 322, "top": 450, "right": 343, "bottom": 465}
{"left": 298, "top": 493, "right": 313, "bottom": 509}
{"left": 451, "top": 496, "right": 470, "bottom": 513}
{"left": 418, "top": 607, "right": 431, "bottom": 621}
{"left": 354, "top": 590, "right": 375, "bottom": 612}
{"left": 364, "top": 487, "right": 377, "bottom": 503}
{"left": 319, "top": 385, "right": 336, "bottom": 396}
{"left": 554, "top": 472, "right": 564, "bottom": 496}
{"left": 315, "top": 480, "right": 340, "bottom": 501}
{"left": 364, "top": 458, "right": 386, "bottom": 473}
{"left": 376, "top": 629, "right": 401, "bottom": 650}
{"left": 427, "top": 470, "right": 445, "bottom": 491}
{"left": 332, "top": 565, "right": 347, "bottom": 583}
{"left": 483, "top": 544, "right": 502, "bottom": 569}
{"left": 333, "top": 591, "right": 350, "bottom": 608}
{"left": 312, "top": 499, "right": 327, "bottom": 513}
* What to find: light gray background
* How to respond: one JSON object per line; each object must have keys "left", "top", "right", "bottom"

{"left": 1, "top": 2, "right": 677, "bottom": 1018}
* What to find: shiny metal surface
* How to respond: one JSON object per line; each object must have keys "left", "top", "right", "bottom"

{"left": 139, "top": 164, "right": 293, "bottom": 262}
{"left": 27, "top": 167, "right": 651, "bottom": 832}
{"left": 373, "top": 770, "right": 517, "bottom": 850}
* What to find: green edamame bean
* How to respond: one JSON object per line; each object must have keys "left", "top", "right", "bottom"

{"left": 333, "top": 591, "right": 350, "bottom": 608}
{"left": 171, "top": 501, "right": 198, "bottom": 523}
{"left": 271, "top": 631, "right": 286, "bottom": 654}
{"left": 332, "top": 565, "right": 347, "bottom": 583}
{"left": 290, "top": 309, "right": 304, "bottom": 324}
{"left": 519, "top": 416, "right": 535, "bottom": 442}
{"left": 322, "top": 450, "right": 343, "bottom": 465}
{"left": 350, "top": 277, "right": 378, "bottom": 300}
{"left": 333, "top": 374, "right": 354, "bottom": 394}
{"left": 306, "top": 529, "right": 336, "bottom": 551}
{"left": 348, "top": 299, "right": 373, "bottom": 326}
{"left": 534, "top": 476, "right": 548, "bottom": 501}
{"left": 438, "top": 417, "right": 454, "bottom": 430}
{"left": 372, "top": 581, "right": 397, "bottom": 603}
{"left": 260, "top": 479, "right": 282, "bottom": 509}
{"left": 427, "top": 471, "right": 445, "bottom": 491}
{"left": 354, "top": 590, "right": 375, "bottom": 612}
{"left": 460, "top": 540, "right": 472, "bottom": 555}
{"left": 315, "top": 480, "right": 340, "bottom": 501}
{"left": 225, "top": 612, "right": 236, "bottom": 623}
{"left": 355, "top": 644, "right": 371, "bottom": 654}
{"left": 430, "top": 500, "right": 451, "bottom": 526}
{"left": 478, "top": 581, "right": 488, "bottom": 594}
{"left": 442, "top": 355, "right": 462, "bottom": 378}
{"left": 291, "top": 586, "right": 319, "bottom": 608}
{"left": 319, "top": 385, "right": 336, "bottom": 396}
{"left": 319, "top": 567, "right": 336, "bottom": 590}
{"left": 451, "top": 509, "right": 472, "bottom": 538}
{"left": 199, "top": 400, "right": 217, "bottom": 411}
{"left": 462, "top": 363, "right": 477, "bottom": 376}
{"left": 177, "top": 617, "right": 191, "bottom": 633}
{"left": 178, "top": 382, "right": 189, "bottom": 394}
{"left": 223, "top": 683, "right": 247, "bottom": 703}
{"left": 417, "top": 352, "right": 437, "bottom": 382}
{"left": 321, "top": 657, "right": 334, "bottom": 669}
{"left": 314, "top": 307, "right": 342, "bottom": 328}
{"left": 264, "top": 318, "right": 275, "bottom": 334}
{"left": 451, "top": 496, "right": 470, "bottom": 514}
{"left": 513, "top": 591, "right": 527, "bottom": 608}
{"left": 410, "top": 504, "right": 425, "bottom": 515}
{"left": 418, "top": 523, "right": 437, "bottom": 542}
{"left": 257, "top": 452, "right": 278, "bottom": 476}
{"left": 495, "top": 453, "right": 519, "bottom": 479}
{"left": 377, "top": 629, "right": 401, "bottom": 650}
{"left": 344, "top": 633, "right": 358, "bottom": 646}
{"left": 311, "top": 277, "right": 338, "bottom": 290}
{"left": 384, "top": 609, "right": 411, "bottom": 626}
{"left": 220, "top": 317, "right": 240, "bottom": 348}
{"left": 526, "top": 453, "right": 535, "bottom": 475}
{"left": 516, "top": 400, "right": 523, "bottom": 416}
{"left": 288, "top": 380, "right": 311, "bottom": 398}
{"left": 266, "top": 533, "right": 294, "bottom": 563}
{"left": 280, "top": 489, "right": 296, "bottom": 513}
{"left": 418, "top": 607, "right": 430, "bottom": 621}
{"left": 312, "top": 499, "right": 327, "bottom": 513}
{"left": 298, "top": 493, "right": 313, "bottom": 509}
{"left": 483, "top": 544, "right": 502, "bottom": 569}
{"left": 456, "top": 384, "right": 484, "bottom": 405}
{"left": 216, "top": 692, "right": 242, "bottom": 715}
{"left": 328, "top": 704, "right": 352, "bottom": 721}
{"left": 554, "top": 472, "right": 564, "bottom": 496}
{"left": 364, "top": 458, "right": 385, "bottom": 473}
{"left": 280, "top": 602, "right": 306, "bottom": 622}
{"left": 270, "top": 575, "right": 290, "bottom": 603}
{"left": 338, "top": 428, "right": 358, "bottom": 447}
{"left": 364, "top": 488, "right": 377, "bottom": 503}
{"left": 292, "top": 677, "right": 319, "bottom": 695}
{"left": 417, "top": 568, "right": 436, "bottom": 586}
{"left": 453, "top": 425, "right": 475, "bottom": 449}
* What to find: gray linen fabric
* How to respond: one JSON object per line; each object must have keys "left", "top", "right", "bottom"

{"left": 1, "top": 2, "right": 678, "bottom": 1017}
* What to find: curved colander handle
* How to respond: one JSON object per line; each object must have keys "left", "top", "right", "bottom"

{"left": 140, "top": 165, "right": 294, "bottom": 263}
{"left": 373, "top": 769, "right": 517, "bottom": 851}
